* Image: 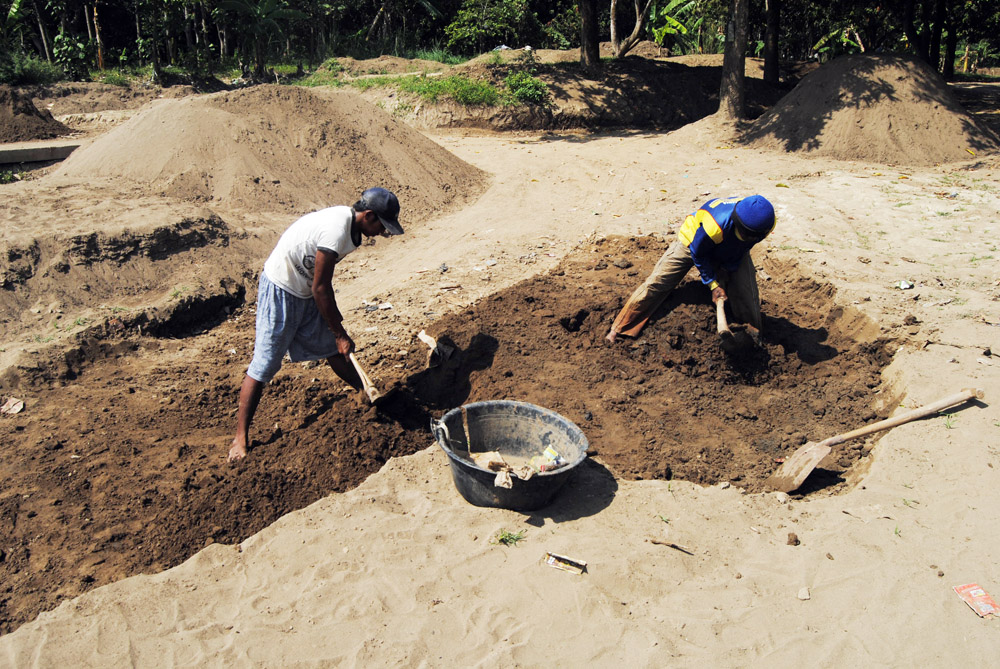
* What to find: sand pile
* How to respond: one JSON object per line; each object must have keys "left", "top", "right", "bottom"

{"left": 0, "top": 85, "right": 69, "bottom": 143}
{"left": 55, "top": 85, "right": 486, "bottom": 217}
{"left": 741, "top": 53, "right": 999, "bottom": 165}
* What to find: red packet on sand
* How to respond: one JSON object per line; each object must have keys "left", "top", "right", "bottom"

{"left": 954, "top": 583, "right": 999, "bottom": 618}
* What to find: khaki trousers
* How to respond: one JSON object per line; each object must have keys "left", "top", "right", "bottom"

{"left": 610, "top": 240, "right": 761, "bottom": 338}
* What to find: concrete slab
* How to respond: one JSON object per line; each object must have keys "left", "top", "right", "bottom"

{"left": 0, "top": 138, "right": 81, "bottom": 165}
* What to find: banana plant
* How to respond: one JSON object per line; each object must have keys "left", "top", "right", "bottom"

{"left": 651, "top": 0, "right": 704, "bottom": 54}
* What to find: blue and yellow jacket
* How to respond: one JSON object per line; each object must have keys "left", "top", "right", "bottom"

{"left": 677, "top": 197, "right": 760, "bottom": 289}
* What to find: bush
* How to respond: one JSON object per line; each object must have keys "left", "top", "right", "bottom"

{"left": 504, "top": 70, "right": 548, "bottom": 104}
{"left": 541, "top": 5, "right": 579, "bottom": 50}
{"left": 53, "top": 31, "right": 91, "bottom": 80}
{"left": 445, "top": 0, "right": 544, "bottom": 55}
{"left": 397, "top": 74, "right": 500, "bottom": 105}
{"left": 411, "top": 47, "right": 467, "bottom": 65}
{"left": 349, "top": 74, "right": 500, "bottom": 106}
{"left": 0, "top": 52, "right": 65, "bottom": 85}
{"left": 99, "top": 70, "right": 131, "bottom": 87}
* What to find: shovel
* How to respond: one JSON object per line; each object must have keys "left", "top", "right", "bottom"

{"left": 716, "top": 298, "right": 762, "bottom": 353}
{"left": 348, "top": 352, "right": 383, "bottom": 404}
{"left": 765, "top": 387, "right": 984, "bottom": 493}
{"left": 716, "top": 298, "right": 738, "bottom": 353}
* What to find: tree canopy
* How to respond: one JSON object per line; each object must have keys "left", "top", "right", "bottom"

{"left": 1, "top": 0, "right": 997, "bottom": 84}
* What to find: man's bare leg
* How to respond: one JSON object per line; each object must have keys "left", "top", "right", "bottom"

{"left": 605, "top": 329, "right": 619, "bottom": 344}
{"left": 326, "top": 354, "right": 363, "bottom": 391}
{"left": 230, "top": 374, "right": 264, "bottom": 462}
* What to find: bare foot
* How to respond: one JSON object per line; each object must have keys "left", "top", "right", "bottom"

{"left": 228, "top": 439, "right": 247, "bottom": 462}
{"left": 605, "top": 330, "right": 619, "bottom": 344}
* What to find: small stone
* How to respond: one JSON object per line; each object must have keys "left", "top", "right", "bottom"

{"left": 797, "top": 587, "right": 811, "bottom": 601}
{"left": 826, "top": 553, "right": 834, "bottom": 560}
{"left": 773, "top": 492, "right": 790, "bottom": 504}
{"left": 787, "top": 532, "right": 801, "bottom": 546}
{"left": 937, "top": 570, "right": 944, "bottom": 577}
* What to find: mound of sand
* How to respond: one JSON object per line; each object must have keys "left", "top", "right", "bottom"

{"left": 55, "top": 85, "right": 486, "bottom": 218}
{"left": 0, "top": 85, "right": 69, "bottom": 143}
{"left": 741, "top": 53, "right": 999, "bottom": 165}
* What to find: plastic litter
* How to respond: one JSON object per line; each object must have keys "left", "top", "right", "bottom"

{"left": 1, "top": 397, "right": 24, "bottom": 415}
{"left": 954, "top": 583, "right": 998, "bottom": 618}
{"left": 543, "top": 552, "right": 587, "bottom": 574}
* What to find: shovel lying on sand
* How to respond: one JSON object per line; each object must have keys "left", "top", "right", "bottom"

{"left": 765, "top": 387, "right": 985, "bottom": 493}
{"left": 348, "top": 352, "right": 383, "bottom": 404}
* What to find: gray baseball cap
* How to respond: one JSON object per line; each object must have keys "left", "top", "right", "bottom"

{"left": 360, "top": 187, "right": 403, "bottom": 235}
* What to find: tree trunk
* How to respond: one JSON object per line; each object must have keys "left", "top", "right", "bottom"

{"left": 718, "top": 0, "right": 748, "bottom": 120}
{"left": 579, "top": 0, "right": 600, "bottom": 68}
{"left": 148, "top": 0, "right": 163, "bottom": 85}
{"left": 93, "top": 4, "right": 104, "bottom": 70}
{"left": 902, "top": 0, "right": 928, "bottom": 63}
{"left": 217, "top": 23, "right": 228, "bottom": 60}
{"left": 942, "top": 18, "right": 957, "bottom": 80}
{"left": 31, "top": 0, "right": 52, "bottom": 62}
{"left": 763, "top": 0, "right": 779, "bottom": 84}
{"left": 83, "top": 3, "right": 93, "bottom": 40}
{"left": 929, "top": 0, "right": 947, "bottom": 71}
{"left": 611, "top": 0, "right": 653, "bottom": 58}
{"left": 183, "top": 4, "right": 196, "bottom": 52}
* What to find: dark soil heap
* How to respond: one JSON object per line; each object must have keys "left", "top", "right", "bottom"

{"left": 741, "top": 53, "right": 999, "bottom": 165}
{"left": 0, "top": 85, "right": 69, "bottom": 143}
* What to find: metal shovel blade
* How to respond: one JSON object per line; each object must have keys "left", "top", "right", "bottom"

{"left": 764, "top": 442, "right": 832, "bottom": 493}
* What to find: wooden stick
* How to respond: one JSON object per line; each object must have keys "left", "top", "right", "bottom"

{"left": 716, "top": 298, "right": 731, "bottom": 336}
{"left": 348, "top": 352, "right": 382, "bottom": 404}
{"left": 647, "top": 538, "right": 695, "bottom": 555}
{"left": 817, "top": 387, "right": 985, "bottom": 449}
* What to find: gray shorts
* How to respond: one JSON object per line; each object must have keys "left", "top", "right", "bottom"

{"left": 246, "top": 272, "right": 338, "bottom": 383}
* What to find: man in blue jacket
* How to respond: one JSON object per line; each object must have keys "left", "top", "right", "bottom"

{"left": 606, "top": 195, "right": 775, "bottom": 344}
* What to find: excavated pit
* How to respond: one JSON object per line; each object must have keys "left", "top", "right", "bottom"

{"left": 0, "top": 235, "right": 893, "bottom": 633}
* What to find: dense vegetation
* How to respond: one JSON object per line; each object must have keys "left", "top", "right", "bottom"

{"left": 1, "top": 0, "right": 998, "bottom": 85}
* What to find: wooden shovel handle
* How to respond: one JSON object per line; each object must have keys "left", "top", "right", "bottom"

{"left": 820, "top": 388, "right": 984, "bottom": 448}
{"left": 348, "top": 352, "right": 380, "bottom": 402}
{"left": 715, "top": 298, "right": 731, "bottom": 335}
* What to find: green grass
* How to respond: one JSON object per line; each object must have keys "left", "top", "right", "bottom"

{"left": 410, "top": 48, "right": 467, "bottom": 65}
{"left": 504, "top": 71, "right": 549, "bottom": 104}
{"left": 350, "top": 74, "right": 501, "bottom": 106}
{"left": 0, "top": 169, "right": 26, "bottom": 185}
{"left": 491, "top": 528, "right": 526, "bottom": 547}
{"left": 297, "top": 69, "right": 346, "bottom": 87}
{"left": 392, "top": 101, "right": 414, "bottom": 117}
{"left": 98, "top": 70, "right": 131, "bottom": 87}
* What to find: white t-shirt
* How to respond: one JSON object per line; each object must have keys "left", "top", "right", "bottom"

{"left": 263, "top": 206, "right": 358, "bottom": 298}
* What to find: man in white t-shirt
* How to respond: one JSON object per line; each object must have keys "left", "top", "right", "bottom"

{"left": 229, "top": 187, "right": 404, "bottom": 462}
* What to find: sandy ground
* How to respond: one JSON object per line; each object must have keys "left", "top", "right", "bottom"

{"left": 2, "top": 108, "right": 999, "bottom": 664}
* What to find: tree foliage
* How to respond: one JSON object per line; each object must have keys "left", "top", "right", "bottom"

{"left": 0, "top": 0, "right": 997, "bottom": 85}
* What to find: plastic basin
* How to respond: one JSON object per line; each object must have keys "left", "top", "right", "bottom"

{"left": 431, "top": 400, "right": 589, "bottom": 511}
